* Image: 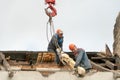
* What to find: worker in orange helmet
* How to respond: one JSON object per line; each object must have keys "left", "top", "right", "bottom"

{"left": 69, "top": 43, "right": 92, "bottom": 72}
{"left": 48, "top": 29, "right": 64, "bottom": 65}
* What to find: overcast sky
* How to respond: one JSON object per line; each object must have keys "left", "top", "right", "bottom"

{"left": 0, "top": 0, "right": 120, "bottom": 51}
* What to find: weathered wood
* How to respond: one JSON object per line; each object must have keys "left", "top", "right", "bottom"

{"left": 105, "top": 61, "right": 117, "bottom": 70}
{"left": 38, "top": 52, "right": 55, "bottom": 63}
{"left": 0, "top": 52, "right": 14, "bottom": 78}
{"left": 91, "top": 57, "right": 113, "bottom": 60}
{"left": 36, "top": 53, "right": 43, "bottom": 63}
{"left": 21, "top": 68, "right": 36, "bottom": 71}
{"left": 90, "top": 60, "right": 109, "bottom": 71}
{"left": 99, "top": 63, "right": 106, "bottom": 67}
{"left": 90, "top": 60, "right": 120, "bottom": 80}
{"left": 106, "top": 44, "right": 113, "bottom": 57}
{"left": 97, "top": 53, "right": 117, "bottom": 70}
{"left": 0, "top": 52, "right": 11, "bottom": 71}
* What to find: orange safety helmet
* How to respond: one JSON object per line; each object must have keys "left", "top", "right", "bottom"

{"left": 56, "top": 29, "right": 63, "bottom": 34}
{"left": 69, "top": 43, "right": 76, "bottom": 51}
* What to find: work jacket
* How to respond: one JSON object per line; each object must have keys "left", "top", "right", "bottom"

{"left": 48, "top": 33, "right": 63, "bottom": 51}
{"left": 74, "top": 48, "right": 92, "bottom": 70}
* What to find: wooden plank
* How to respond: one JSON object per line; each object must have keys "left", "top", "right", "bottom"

{"left": 40, "top": 52, "right": 55, "bottom": 63}
{"left": 91, "top": 57, "right": 113, "bottom": 60}
{"left": 99, "top": 63, "right": 106, "bottom": 67}
{"left": 90, "top": 60, "right": 109, "bottom": 71}
{"left": 106, "top": 44, "right": 113, "bottom": 57}
{"left": 0, "top": 52, "right": 14, "bottom": 78}
{"left": 90, "top": 60, "right": 120, "bottom": 79}
{"left": 105, "top": 61, "right": 117, "bottom": 70}
{"left": 36, "top": 53, "right": 43, "bottom": 63}
{"left": 0, "top": 52, "right": 11, "bottom": 71}
{"left": 97, "top": 53, "right": 117, "bottom": 70}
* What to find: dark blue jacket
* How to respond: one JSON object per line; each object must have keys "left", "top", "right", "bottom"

{"left": 48, "top": 33, "right": 63, "bottom": 51}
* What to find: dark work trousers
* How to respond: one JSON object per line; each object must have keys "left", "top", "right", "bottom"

{"left": 48, "top": 49, "right": 60, "bottom": 64}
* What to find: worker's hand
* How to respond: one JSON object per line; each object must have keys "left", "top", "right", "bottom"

{"left": 56, "top": 48, "right": 61, "bottom": 53}
{"left": 73, "top": 68, "right": 78, "bottom": 75}
{"left": 61, "top": 51, "right": 64, "bottom": 54}
{"left": 74, "top": 67, "right": 78, "bottom": 72}
{"left": 74, "top": 65, "right": 77, "bottom": 68}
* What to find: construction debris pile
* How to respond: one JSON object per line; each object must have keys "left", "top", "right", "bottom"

{"left": 0, "top": 50, "right": 120, "bottom": 80}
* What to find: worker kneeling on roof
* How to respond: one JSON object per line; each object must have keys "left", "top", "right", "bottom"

{"left": 48, "top": 29, "right": 64, "bottom": 65}
{"left": 69, "top": 43, "right": 92, "bottom": 72}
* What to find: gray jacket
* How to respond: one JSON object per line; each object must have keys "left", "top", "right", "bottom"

{"left": 74, "top": 48, "right": 92, "bottom": 70}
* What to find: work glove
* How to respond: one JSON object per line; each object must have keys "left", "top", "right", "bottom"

{"left": 61, "top": 51, "right": 64, "bottom": 54}
{"left": 74, "top": 67, "right": 78, "bottom": 72}
{"left": 72, "top": 67, "right": 78, "bottom": 75}
{"left": 74, "top": 65, "right": 77, "bottom": 68}
{"left": 56, "top": 48, "right": 61, "bottom": 53}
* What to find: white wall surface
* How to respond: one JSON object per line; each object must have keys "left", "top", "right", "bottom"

{"left": 0, "top": 71, "right": 115, "bottom": 80}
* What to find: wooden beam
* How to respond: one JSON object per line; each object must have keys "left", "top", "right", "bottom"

{"left": 99, "top": 63, "right": 106, "bottom": 67}
{"left": 105, "top": 61, "right": 117, "bottom": 70}
{"left": 106, "top": 44, "right": 113, "bottom": 57}
{"left": 0, "top": 52, "right": 11, "bottom": 71}
{"left": 97, "top": 53, "right": 117, "bottom": 70}
{"left": 91, "top": 57, "right": 113, "bottom": 60}
{"left": 90, "top": 60, "right": 109, "bottom": 71}
{"left": 90, "top": 60, "right": 120, "bottom": 79}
